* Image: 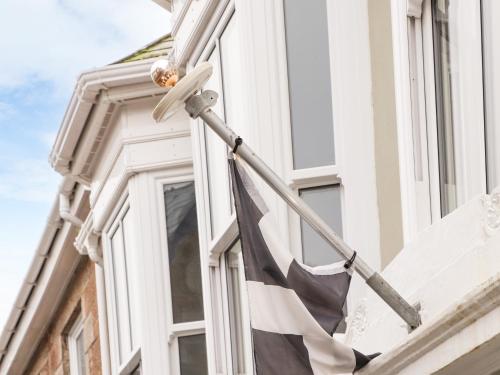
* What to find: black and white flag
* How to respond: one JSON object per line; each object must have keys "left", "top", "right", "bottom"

{"left": 230, "top": 159, "right": 377, "bottom": 374}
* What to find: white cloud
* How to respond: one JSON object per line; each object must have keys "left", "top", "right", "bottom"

{"left": 0, "top": 0, "right": 170, "bottom": 92}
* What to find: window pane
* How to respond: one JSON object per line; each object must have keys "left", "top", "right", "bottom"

{"left": 164, "top": 182, "right": 204, "bottom": 323}
{"left": 225, "top": 241, "right": 246, "bottom": 373}
{"left": 178, "top": 334, "right": 208, "bottom": 375}
{"left": 299, "top": 185, "right": 343, "bottom": 266}
{"left": 299, "top": 185, "right": 347, "bottom": 332}
{"left": 482, "top": 0, "right": 500, "bottom": 192}
{"left": 76, "top": 331, "right": 87, "bottom": 375}
{"left": 110, "top": 223, "right": 133, "bottom": 361}
{"left": 284, "top": 0, "right": 335, "bottom": 169}
{"left": 204, "top": 48, "right": 232, "bottom": 239}
{"left": 122, "top": 211, "right": 138, "bottom": 349}
{"left": 432, "top": 0, "right": 458, "bottom": 216}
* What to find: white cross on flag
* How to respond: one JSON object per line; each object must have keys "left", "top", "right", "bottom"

{"left": 229, "top": 158, "right": 378, "bottom": 374}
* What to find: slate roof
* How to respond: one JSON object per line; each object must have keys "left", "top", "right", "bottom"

{"left": 114, "top": 33, "right": 173, "bottom": 64}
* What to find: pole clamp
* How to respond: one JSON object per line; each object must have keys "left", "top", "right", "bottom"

{"left": 344, "top": 251, "right": 357, "bottom": 269}
{"left": 185, "top": 90, "right": 218, "bottom": 119}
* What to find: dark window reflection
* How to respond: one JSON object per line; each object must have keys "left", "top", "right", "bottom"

{"left": 178, "top": 334, "right": 208, "bottom": 375}
{"left": 164, "top": 182, "right": 204, "bottom": 323}
{"left": 432, "top": 0, "right": 458, "bottom": 216}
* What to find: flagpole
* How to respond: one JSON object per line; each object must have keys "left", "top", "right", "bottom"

{"left": 150, "top": 62, "right": 421, "bottom": 329}
{"left": 183, "top": 90, "right": 421, "bottom": 329}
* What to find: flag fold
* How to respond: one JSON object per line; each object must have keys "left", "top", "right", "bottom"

{"left": 229, "top": 158, "right": 377, "bottom": 374}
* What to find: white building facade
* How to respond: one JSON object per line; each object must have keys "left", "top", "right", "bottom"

{"left": 1, "top": 0, "right": 500, "bottom": 374}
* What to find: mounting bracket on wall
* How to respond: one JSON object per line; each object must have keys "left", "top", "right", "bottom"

{"left": 407, "top": 0, "right": 424, "bottom": 18}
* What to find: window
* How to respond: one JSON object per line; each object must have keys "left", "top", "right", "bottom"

{"left": 395, "top": 0, "right": 488, "bottom": 239}
{"left": 165, "top": 182, "right": 204, "bottom": 323}
{"left": 190, "top": 6, "right": 254, "bottom": 374}
{"left": 68, "top": 314, "right": 87, "bottom": 375}
{"left": 201, "top": 13, "right": 239, "bottom": 240}
{"left": 283, "top": 0, "right": 349, "bottom": 332}
{"left": 283, "top": 0, "right": 336, "bottom": 169}
{"left": 178, "top": 335, "right": 208, "bottom": 375}
{"left": 283, "top": 0, "right": 344, "bottom": 267}
{"left": 431, "top": 0, "right": 459, "bottom": 215}
{"left": 481, "top": 0, "right": 500, "bottom": 192}
{"left": 429, "top": 0, "right": 485, "bottom": 215}
{"left": 163, "top": 181, "right": 208, "bottom": 374}
{"left": 105, "top": 201, "right": 140, "bottom": 371}
{"left": 299, "top": 185, "right": 343, "bottom": 266}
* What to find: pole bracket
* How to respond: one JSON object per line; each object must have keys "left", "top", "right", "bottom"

{"left": 186, "top": 90, "right": 218, "bottom": 119}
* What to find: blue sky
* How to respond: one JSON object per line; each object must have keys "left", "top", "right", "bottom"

{"left": 0, "top": 0, "right": 170, "bottom": 331}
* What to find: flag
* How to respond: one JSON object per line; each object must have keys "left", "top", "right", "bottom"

{"left": 229, "top": 158, "right": 377, "bottom": 374}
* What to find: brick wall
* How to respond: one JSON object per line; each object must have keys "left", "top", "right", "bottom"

{"left": 25, "top": 257, "right": 102, "bottom": 375}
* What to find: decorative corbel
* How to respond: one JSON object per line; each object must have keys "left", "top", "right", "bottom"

{"left": 74, "top": 213, "right": 104, "bottom": 266}
{"left": 407, "top": 0, "right": 424, "bottom": 18}
{"left": 86, "top": 232, "right": 103, "bottom": 266}
{"left": 482, "top": 188, "right": 500, "bottom": 237}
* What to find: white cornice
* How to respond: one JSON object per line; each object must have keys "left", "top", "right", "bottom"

{"left": 357, "top": 274, "right": 500, "bottom": 374}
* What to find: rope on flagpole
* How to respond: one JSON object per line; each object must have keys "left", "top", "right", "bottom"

{"left": 344, "top": 251, "right": 357, "bottom": 270}
{"left": 232, "top": 136, "right": 243, "bottom": 153}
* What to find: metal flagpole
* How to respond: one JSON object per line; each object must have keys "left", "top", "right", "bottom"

{"left": 184, "top": 90, "right": 421, "bottom": 330}
{"left": 150, "top": 61, "right": 421, "bottom": 329}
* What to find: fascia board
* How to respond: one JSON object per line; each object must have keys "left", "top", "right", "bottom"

{"left": 0, "top": 183, "right": 87, "bottom": 374}
{"left": 50, "top": 58, "right": 164, "bottom": 176}
{"left": 0, "top": 199, "right": 59, "bottom": 345}
{"left": 0, "top": 223, "right": 80, "bottom": 375}
{"left": 151, "top": 0, "right": 172, "bottom": 11}
{"left": 69, "top": 81, "right": 169, "bottom": 179}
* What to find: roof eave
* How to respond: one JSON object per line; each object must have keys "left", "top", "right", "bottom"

{"left": 151, "top": 0, "right": 172, "bottom": 11}
{"left": 49, "top": 58, "right": 167, "bottom": 177}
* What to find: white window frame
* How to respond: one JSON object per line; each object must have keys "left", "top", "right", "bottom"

{"left": 392, "top": 0, "right": 487, "bottom": 242}
{"left": 482, "top": 0, "right": 500, "bottom": 193}
{"left": 283, "top": 0, "right": 377, "bottom": 333}
{"left": 218, "top": 232, "right": 254, "bottom": 375}
{"left": 102, "top": 192, "right": 141, "bottom": 375}
{"left": 154, "top": 173, "right": 208, "bottom": 375}
{"left": 188, "top": 3, "right": 256, "bottom": 374}
{"left": 68, "top": 314, "right": 87, "bottom": 375}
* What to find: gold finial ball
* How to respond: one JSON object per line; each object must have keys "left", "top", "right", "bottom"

{"left": 150, "top": 59, "right": 179, "bottom": 88}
